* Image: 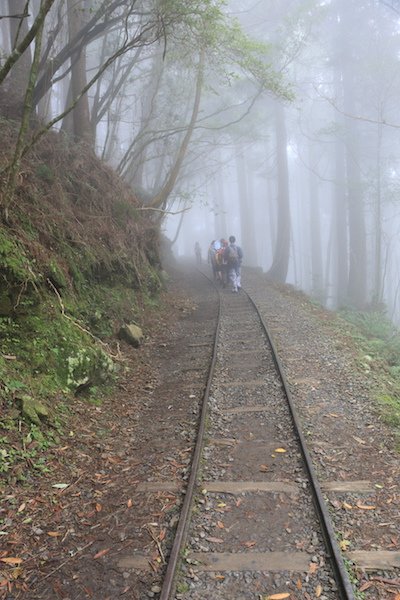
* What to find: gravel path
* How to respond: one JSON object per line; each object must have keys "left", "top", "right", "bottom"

{"left": 244, "top": 269, "right": 400, "bottom": 599}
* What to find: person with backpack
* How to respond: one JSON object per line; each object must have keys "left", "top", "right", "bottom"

{"left": 224, "top": 235, "right": 243, "bottom": 293}
{"left": 211, "top": 239, "right": 225, "bottom": 286}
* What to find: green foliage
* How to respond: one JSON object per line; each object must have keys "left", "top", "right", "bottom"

{"left": 160, "top": 0, "right": 291, "bottom": 100}
{"left": 0, "top": 226, "right": 37, "bottom": 283}
{"left": 339, "top": 308, "right": 400, "bottom": 367}
{"left": 35, "top": 163, "right": 54, "bottom": 183}
{"left": 342, "top": 557, "right": 366, "bottom": 600}
{"left": 338, "top": 307, "right": 400, "bottom": 437}
{"left": 48, "top": 259, "right": 68, "bottom": 289}
{"left": 0, "top": 422, "right": 58, "bottom": 480}
{"left": 339, "top": 308, "right": 394, "bottom": 340}
{"left": 377, "top": 394, "right": 400, "bottom": 428}
{"left": 112, "top": 199, "right": 139, "bottom": 227}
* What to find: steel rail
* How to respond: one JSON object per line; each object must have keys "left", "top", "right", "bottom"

{"left": 243, "top": 287, "right": 355, "bottom": 600}
{"left": 159, "top": 271, "right": 221, "bottom": 600}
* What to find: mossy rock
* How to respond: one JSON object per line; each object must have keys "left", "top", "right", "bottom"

{"left": 118, "top": 323, "right": 144, "bottom": 348}
{"left": 21, "top": 395, "right": 49, "bottom": 425}
{"left": 66, "top": 347, "right": 115, "bottom": 393}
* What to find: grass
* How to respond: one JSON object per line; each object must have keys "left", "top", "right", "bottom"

{"left": 331, "top": 306, "right": 400, "bottom": 443}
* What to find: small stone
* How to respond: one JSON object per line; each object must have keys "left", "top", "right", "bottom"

{"left": 118, "top": 323, "right": 144, "bottom": 348}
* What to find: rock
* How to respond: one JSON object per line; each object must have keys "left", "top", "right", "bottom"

{"left": 66, "top": 347, "right": 114, "bottom": 392}
{"left": 21, "top": 395, "right": 49, "bottom": 425}
{"left": 118, "top": 323, "right": 144, "bottom": 348}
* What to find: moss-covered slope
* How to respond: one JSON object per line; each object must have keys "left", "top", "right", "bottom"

{"left": 0, "top": 121, "right": 162, "bottom": 446}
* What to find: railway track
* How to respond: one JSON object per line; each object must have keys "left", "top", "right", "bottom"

{"left": 24, "top": 267, "right": 399, "bottom": 599}
{"left": 159, "top": 273, "right": 354, "bottom": 600}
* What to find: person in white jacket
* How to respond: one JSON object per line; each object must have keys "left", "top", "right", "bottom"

{"left": 224, "top": 235, "right": 243, "bottom": 293}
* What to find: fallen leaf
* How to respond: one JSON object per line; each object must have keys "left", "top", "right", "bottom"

{"left": 340, "top": 539, "right": 351, "bottom": 551}
{"left": 17, "top": 503, "right": 26, "bottom": 513}
{"left": 342, "top": 502, "right": 353, "bottom": 510}
{"left": 11, "top": 568, "right": 23, "bottom": 580}
{"left": 259, "top": 464, "right": 269, "bottom": 472}
{"left": 214, "top": 575, "right": 225, "bottom": 580}
{"left": 47, "top": 532, "right": 62, "bottom": 537}
{"left": 159, "top": 529, "right": 166, "bottom": 542}
{"left": 352, "top": 436, "right": 366, "bottom": 445}
{"left": 216, "top": 521, "right": 225, "bottom": 529}
{"left": 51, "top": 483, "right": 69, "bottom": 489}
{"left": 206, "top": 537, "right": 223, "bottom": 544}
{"left": 275, "top": 448, "right": 287, "bottom": 453}
{"left": 217, "top": 502, "right": 226, "bottom": 508}
{"left": 127, "top": 499, "right": 132, "bottom": 508}
{"left": 359, "top": 582, "right": 374, "bottom": 592}
{"left": 93, "top": 548, "right": 110, "bottom": 559}
{"left": 243, "top": 540, "right": 256, "bottom": 548}
{"left": 315, "top": 583, "right": 323, "bottom": 597}
{"left": 265, "top": 593, "right": 290, "bottom": 600}
{"left": 95, "top": 503, "right": 102, "bottom": 512}
{"left": 296, "top": 578, "right": 302, "bottom": 589}
{"left": 0, "top": 558, "right": 23, "bottom": 565}
{"left": 309, "top": 562, "right": 318, "bottom": 574}
{"left": 356, "top": 502, "right": 376, "bottom": 510}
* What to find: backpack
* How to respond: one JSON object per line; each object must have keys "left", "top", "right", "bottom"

{"left": 215, "top": 248, "right": 224, "bottom": 266}
{"left": 226, "top": 244, "right": 239, "bottom": 265}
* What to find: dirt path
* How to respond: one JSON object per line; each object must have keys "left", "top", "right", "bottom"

{"left": 1, "top": 267, "right": 217, "bottom": 600}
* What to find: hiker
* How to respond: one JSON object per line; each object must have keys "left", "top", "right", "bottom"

{"left": 194, "top": 241, "right": 202, "bottom": 265}
{"left": 219, "top": 238, "right": 229, "bottom": 287}
{"left": 208, "top": 240, "right": 219, "bottom": 280}
{"left": 214, "top": 239, "right": 227, "bottom": 286}
{"left": 224, "top": 235, "right": 243, "bottom": 293}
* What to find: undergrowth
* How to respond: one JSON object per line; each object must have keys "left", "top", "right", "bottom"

{"left": 338, "top": 307, "right": 400, "bottom": 436}
{"left": 0, "top": 120, "right": 163, "bottom": 486}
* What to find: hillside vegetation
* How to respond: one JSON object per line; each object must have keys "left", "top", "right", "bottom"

{"left": 0, "top": 120, "right": 162, "bottom": 481}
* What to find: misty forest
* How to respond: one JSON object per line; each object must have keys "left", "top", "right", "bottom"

{"left": 4, "top": 2, "right": 400, "bottom": 598}
{"left": 2, "top": 0, "right": 400, "bottom": 319}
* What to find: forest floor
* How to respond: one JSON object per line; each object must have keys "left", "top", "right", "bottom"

{"left": 1, "top": 264, "right": 400, "bottom": 600}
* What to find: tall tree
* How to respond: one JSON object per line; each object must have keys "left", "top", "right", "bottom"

{"left": 267, "top": 101, "right": 291, "bottom": 282}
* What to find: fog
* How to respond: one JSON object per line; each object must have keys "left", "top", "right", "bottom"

{"left": 3, "top": 0, "right": 400, "bottom": 320}
{"left": 164, "top": 0, "right": 400, "bottom": 323}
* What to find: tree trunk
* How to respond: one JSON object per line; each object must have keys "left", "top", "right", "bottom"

{"left": 373, "top": 120, "right": 383, "bottom": 306}
{"left": 3, "top": 0, "right": 46, "bottom": 217}
{"left": 7, "top": 0, "right": 32, "bottom": 103}
{"left": 333, "top": 129, "right": 348, "bottom": 307}
{"left": 235, "top": 147, "right": 257, "bottom": 267}
{"left": 67, "top": 0, "right": 93, "bottom": 145}
{"left": 308, "top": 142, "right": 323, "bottom": 301}
{"left": 266, "top": 101, "right": 291, "bottom": 282}
{"left": 149, "top": 48, "right": 205, "bottom": 209}
{"left": 343, "top": 79, "right": 367, "bottom": 309}
{"left": 212, "top": 151, "right": 227, "bottom": 239}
